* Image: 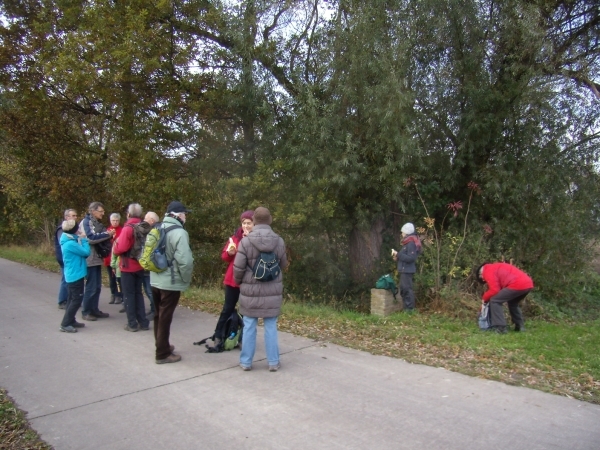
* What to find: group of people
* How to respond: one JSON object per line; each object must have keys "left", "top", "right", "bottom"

{"left": 54, "top": 201, "right": 288, "bottom": 370}
{"left": 392, "top": 222, "right": 534, "bottom": 334}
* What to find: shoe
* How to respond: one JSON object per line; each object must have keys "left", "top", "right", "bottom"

{"left": 108, "top": 295, "right": 115, "bottom": 304}
{"left": 169, "top": 345, "right": 175, "bottom": 353}
{"left": 119, "top": 307, "right": 126, "bottom": 313}
{"left": 124, "top": 324, "right": 139, "bottom": 332}
{"left": 92, "top": 311, "right": 109, "bottom": 318}
{"left": 269, "top": 363, "right": 281, "bottom": 372}
{"left": 114, "top": 298, "right": 123, "bottom": 305}
{"left": 239, "top": 364, "right": 252, "bottom": 371}
{"left": 60, "top": 325, "right": 77, "bottom": 333}
{"left": 514, "top": 324, "right": 526, "bottom": 332}
{"left": 146, "top": 312, "right": 155, "bottom": 320}
{"left": 156, "top": 354, "right": 182, "bottom": 364}
{"left": 58, "top": 302, "right": 67, "bottom": 310}
{"left": 82, "top": 314, "right": 97, "bottom": 321}
{"left": 72, "top": 321, "right": 85, "bottom": 328}
{"left": 139, "top": 325, "right": 150, "bottom": 331}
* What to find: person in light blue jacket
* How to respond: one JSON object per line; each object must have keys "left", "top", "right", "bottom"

{"left": 60, "top": 219, "right": 91, "bottom": 333}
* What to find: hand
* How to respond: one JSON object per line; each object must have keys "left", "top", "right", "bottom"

{"left": 108, "top": 229, "right": 116, "bottom": 236}
{"left": 227, "top": 248, "right": 236, "bottom": 256}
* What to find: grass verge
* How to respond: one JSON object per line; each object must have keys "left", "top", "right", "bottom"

{"left": 2, "top": 245, "right": 600, "bottom": 406}
{"left": 0, "top": 389, "right": 52, "bottom": 450}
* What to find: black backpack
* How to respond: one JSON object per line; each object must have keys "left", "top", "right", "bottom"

{"left": 193, "top": 310, "right": 243, "bottom": 353}
{"left": 252, "top": 251, "right": 281, "bottom": 282}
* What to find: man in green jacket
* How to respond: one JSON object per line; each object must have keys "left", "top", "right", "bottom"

{"left": 150, "top": 201, "right": 194, "bottom": 364}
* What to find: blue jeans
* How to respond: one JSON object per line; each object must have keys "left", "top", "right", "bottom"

{"left": 143, "top": 272, "right": 154, "bottom": 313}
{"left": 81, "top": 265, "right": 102, "bottom": 316}
{"left": 240, "top": 316, "right": 279, "bottom": 367}
{"left": 58, "top": 268, "right": 68, "bottom": 304}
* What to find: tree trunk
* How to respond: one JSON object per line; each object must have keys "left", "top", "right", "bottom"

{"left": 349, "top": 218, "right": 385, "bottom": 284}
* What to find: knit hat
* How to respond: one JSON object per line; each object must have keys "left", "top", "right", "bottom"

{"left": 166, "top": 201, "right": 191, "bottom": 214}
{"left": 253, "top": 207, "right": 272, "bottom": 225}
{"left": 401, "top": 222, "right": 415, "bottom": 235}
{"left": 62, "top": 219, "right": 76, "bottom": 233}
{"left": 240, "top": 210, "right": 254, "bottom": 222}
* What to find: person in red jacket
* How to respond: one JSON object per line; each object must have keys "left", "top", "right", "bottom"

{"left": 206, "top": 210, "right": 254, "bottom": 350}
{"left": 475, "top": 262, "right": 534, "bottom": 333}
{"left": 113, "top": 203, "right": 150, "bottom": 332}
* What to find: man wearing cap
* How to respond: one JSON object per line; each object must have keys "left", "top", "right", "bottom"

{"left": 393, "top": 222, "right": 422, "bottom": 312}
{"left": 233, "top": 207, "right": 288, "bottom": 372}
{"left": 150, "top": 201, "right": 194, "bottom": 364}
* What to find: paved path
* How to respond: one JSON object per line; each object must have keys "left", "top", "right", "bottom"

{"left": 1, "top": 257, "right": 599, "bottom": 449}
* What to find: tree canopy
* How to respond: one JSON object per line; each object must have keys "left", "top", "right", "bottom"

{"left": 1, "top": 0, "right": 598, "bottom": 305}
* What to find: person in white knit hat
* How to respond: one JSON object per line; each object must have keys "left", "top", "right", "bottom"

{"left": 393, "top": 223, "right": 422, "bottom": 312}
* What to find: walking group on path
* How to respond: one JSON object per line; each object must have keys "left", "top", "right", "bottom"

{"left": 54, "top": 201, "right": 288, "bottom": 370}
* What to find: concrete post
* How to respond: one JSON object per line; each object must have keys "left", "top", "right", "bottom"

{"left": 370, "top": 289, "right": 402, "bottom": 317}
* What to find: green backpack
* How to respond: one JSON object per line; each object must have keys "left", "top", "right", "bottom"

{"left": 139, "top": 224, "right": 181, "bottom": 274}
{"left": 375, "top": 274, "right": 398, "bottom": 300}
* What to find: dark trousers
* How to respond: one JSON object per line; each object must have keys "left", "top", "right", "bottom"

{"left": 214, "top": 285, "right": 240, "bottom": 339}
{"left": 106, "top": 265, "right": 122, "bottom": 299}
{"left": 152, "top": 287, "right": 181, "bottom": 360}
{"left": 121, "top": 270, "right": 149, "bottom": 329}
{"left": 61, "top": 278, "right": 85, "bottom": 327}
{"left": 489, "top": 288, "right": 531, "bottom": 328}
{"left": 400, "top": 272, "right": 415, "bottom": 310}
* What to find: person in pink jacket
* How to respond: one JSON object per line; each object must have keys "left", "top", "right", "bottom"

{"left": 206, "top": 210, "right": 254, "bottom": 350}
{"left": 476, "top": 262, "right": 534, "bottom": 333}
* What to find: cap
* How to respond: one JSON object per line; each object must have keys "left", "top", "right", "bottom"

{"left": 166, "top": 201, "right": 191, "bottom": 214}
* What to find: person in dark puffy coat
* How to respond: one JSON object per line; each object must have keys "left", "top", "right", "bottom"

{"left": 475, "top": 262, "right": 534, "bottom": 333}
{"left": 393, "top": 222, "right": 421, "bottom": 312}
{"left": 233, "top": 207, "right": 288, "bottom": 372}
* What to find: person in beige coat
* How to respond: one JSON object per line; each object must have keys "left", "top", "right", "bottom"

{"left": 233, "top": 207, "right": 288, "bottom": 372}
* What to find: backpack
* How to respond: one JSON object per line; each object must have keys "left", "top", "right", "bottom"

{"left": 95, "top": 239, "right": 112, "bottom": 258}
{"left": 139, "top": 224, "right": 181, "bottom": 273}
{"left": 478, "top": 302, "right": 491, "bottom": 330}
{"left": 252, "top": 251, "right": 281, "bottom": 282}
{"left": 375, "top": 274, "right": 398, "bottom": 300}
{"left": 193, "top": 310, "right": 243, "bottom": 353}
{"left": 125, "top": 223, "right": 151, "bottom": 260}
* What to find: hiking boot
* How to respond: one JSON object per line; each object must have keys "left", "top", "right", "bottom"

{"left": 72, "top": 321, "right": 85, "bottom": 328}
{"left": 124, "top": 324, "right": 139, "bottom": 332}
{"left": 269, "top": 363, "right": 281, "bottom": 372}
{"left": 119, "top": 307, "right": 126, "bottom": 313}
{"left": 240, "top": 364, "right": 252, "bottom": 371}
{"left": 146, "top": 312, "right": 155, "bottom": 320}
{"left": 60, "top": 325, "right": 77, "bottom": 333}
{"left": 58, "top": 302, "right": 67, "bottom": 310}
{"left": 82, "top": 314, "right": 97, "bottom": 321}
{"left": 139, "top": 325, "right": 150, "bottom": 331}
{"left": 514, "top": 324, "right": 526, "bottom": 332}
{"left": 114, "top": 298, "right": 123, "bottom": 305}
{"left": 92, "top": 310, "right": 109, "bottom": 318}
{"left": 108, "top": 295, "right": 115, "bottom": 304}
{"left": 156, "top": 354, "right": 182, "bottom": 364}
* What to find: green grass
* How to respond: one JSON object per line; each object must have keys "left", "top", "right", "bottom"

{"left": 0, "top": 389, "right": 52, "bottom": 450}
{"left": 2, "top": 245, "right": 600, "bottom": 404}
